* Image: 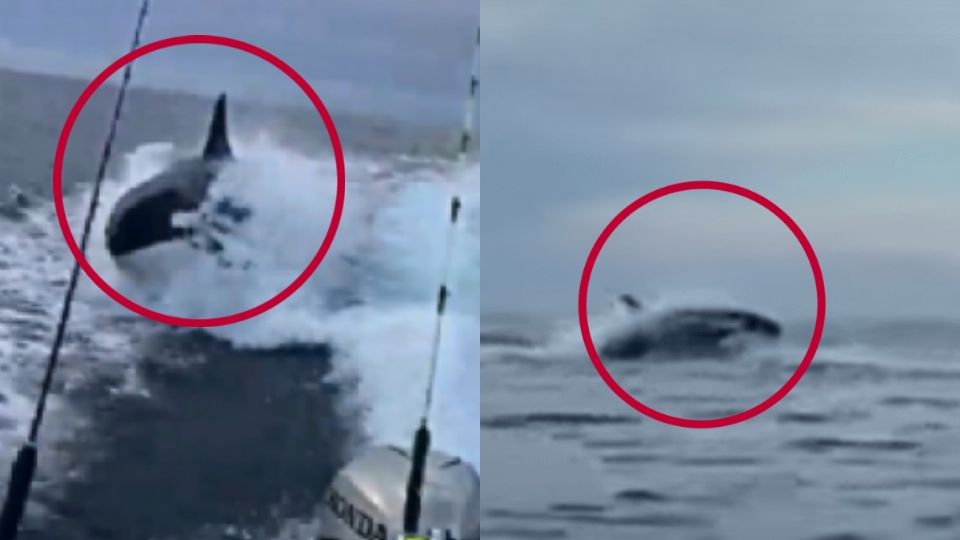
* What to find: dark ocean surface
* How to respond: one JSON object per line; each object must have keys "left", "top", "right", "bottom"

{"left": 482, "top": 312, "right": 960, "bottom": 540}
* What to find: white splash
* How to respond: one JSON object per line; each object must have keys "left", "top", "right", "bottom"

{"left": 65, "top": 136, "right": 480, "bottom": 467}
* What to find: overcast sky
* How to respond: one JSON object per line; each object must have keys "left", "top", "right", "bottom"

{"left": 0, "top": 0, "right": 477, "bottom": 124}
{"left": 483, "top": 0, "right": 960, "bottom": 321}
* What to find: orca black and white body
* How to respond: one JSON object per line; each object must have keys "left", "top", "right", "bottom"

{"left": 105, "top": 93, "right": 235, "bottom": 259}
{"left": 600, "top": 294, "right": 782, "bottom": 359}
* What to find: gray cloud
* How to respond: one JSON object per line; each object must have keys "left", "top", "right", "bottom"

{"left": 0, "top": 0, "right": 477, "bottom": 123}
{"left": 483, "top": 0, "right": 960, "bottom": 320}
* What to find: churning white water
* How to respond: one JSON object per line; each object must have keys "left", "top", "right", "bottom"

{"left": 62, "top": 135, "right": 480, "bottom": 467}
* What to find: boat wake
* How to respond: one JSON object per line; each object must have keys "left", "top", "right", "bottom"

{"left": 0, "top": 135, "right": 479, "bottom": 504}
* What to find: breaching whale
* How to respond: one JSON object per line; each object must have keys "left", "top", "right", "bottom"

{"left": 105, "top": 93, "right": 246, "bottom": 259}
{"left": 600, "top": 294, "right": 781, "bottom": 359}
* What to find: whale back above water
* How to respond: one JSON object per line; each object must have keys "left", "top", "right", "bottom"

{"left": 600, "top": 296, "right": 782, "bottom": 359}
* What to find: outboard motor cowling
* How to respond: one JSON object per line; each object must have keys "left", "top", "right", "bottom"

{"left": 318, "top": 446, "right": 480, "bottom": 540}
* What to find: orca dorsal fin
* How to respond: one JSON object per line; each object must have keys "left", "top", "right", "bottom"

{"left": 203, "top": 93, "right": 232, "bottom": 160}
{"left": 615, "top": 294, "right": 643, "bottom": 315}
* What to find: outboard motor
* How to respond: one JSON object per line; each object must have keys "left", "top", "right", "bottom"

{"left": 318, "top": 445, "right": 480, "bottom": 540}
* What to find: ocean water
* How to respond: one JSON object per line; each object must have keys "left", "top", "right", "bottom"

{"left": 482, "top": 309, "right": 960, "bottom": 540}
{"left": 0, "top": 67, "right": 478, "bottom": 539}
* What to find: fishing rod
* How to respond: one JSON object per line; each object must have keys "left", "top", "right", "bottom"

{"left": 401, "top": 26, "right": 479, "bottom": 540}
{"left": 0, "top": 2, "right": 151, "bottom": 538}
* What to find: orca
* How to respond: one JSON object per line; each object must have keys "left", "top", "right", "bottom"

{"left": 105, "top": 93, "right": 243, "bottom": 258}
{"left": 0, "top": 185, "right": 31, "bottom": 220}
{"left": 600, "top": 294, "right": 781, "bottom": 359}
